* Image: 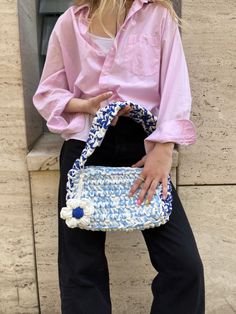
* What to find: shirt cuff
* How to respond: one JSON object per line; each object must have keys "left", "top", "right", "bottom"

{"left": 44, "top": 93, "right": 85, "bottom": 136}
{"left": 144, "top": 119, "right": 197, "bottom": 154}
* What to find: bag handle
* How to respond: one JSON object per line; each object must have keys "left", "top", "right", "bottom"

{"left": 72, "top": 101, "right": 157, "bottom": 170}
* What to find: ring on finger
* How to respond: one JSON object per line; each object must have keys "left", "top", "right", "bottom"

{"left": 137, "top": 175, "right": 145, "bottom": 182}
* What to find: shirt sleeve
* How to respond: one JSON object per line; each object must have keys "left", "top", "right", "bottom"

{"left": 144, "top": 10, "right": 197, "bottom": 153}
{"left": 32, "top": 25, "right": 85, "bottom": 136}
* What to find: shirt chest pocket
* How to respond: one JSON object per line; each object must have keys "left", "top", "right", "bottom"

{"left": 120, "top": 34, "right": 161, "bottom": 77}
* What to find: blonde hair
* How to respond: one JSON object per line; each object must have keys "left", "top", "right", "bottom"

{"left": 74, "top": 0, "right": 185, "bottom": 39}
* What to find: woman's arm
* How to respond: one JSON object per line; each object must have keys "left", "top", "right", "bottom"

{"left": 129, "top": 9, "right": 196, "bottom": 204}
{"left": 144, "top": 10, "right": 196, "bottom": 154}
{"left": 32, "top": 25, "right": 85, "bottom": 135}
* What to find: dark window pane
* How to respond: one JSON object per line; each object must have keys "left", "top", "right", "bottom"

{"left": 39, "top": 0, "right": 72, "bottom": 14}
{"left": 173, "top": 0, "right": 181, "bottom": 18}
{"left": 41, "top": 16, "right": 58, "bottom": 55}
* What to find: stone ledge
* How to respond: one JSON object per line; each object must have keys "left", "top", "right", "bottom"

{"left": 27, "top": 133, "right": 179, "bottom": 171}
{"left": 27, "top": 133, "right": 63, "bottom": 171}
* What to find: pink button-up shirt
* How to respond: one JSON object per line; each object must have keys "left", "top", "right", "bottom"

{"left": 32, "top": 0, "right": 197, "bottom": 153}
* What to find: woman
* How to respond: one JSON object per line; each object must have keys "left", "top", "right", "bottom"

{"left": 33, "top": 0, "right": 205, "bottom": 313}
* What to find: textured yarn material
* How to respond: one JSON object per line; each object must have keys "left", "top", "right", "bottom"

{"left": 60, "top": 101, "right": 173, "bottom": 231}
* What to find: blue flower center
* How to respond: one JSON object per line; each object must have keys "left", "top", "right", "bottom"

{"left": 72, "top": 207, "right": 84, "bottom": 219}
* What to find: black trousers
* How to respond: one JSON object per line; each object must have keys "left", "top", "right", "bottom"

{"left": 58, "top": 117, "right": 205, "bottom": 314}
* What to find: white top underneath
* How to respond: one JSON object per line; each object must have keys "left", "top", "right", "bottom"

{"left": 88, "top": 32, "right": 114, "bottom": 54}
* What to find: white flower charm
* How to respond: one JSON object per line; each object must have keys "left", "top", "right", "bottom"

{"left": 60, "top": 198, "right": 95, "bottom": 229}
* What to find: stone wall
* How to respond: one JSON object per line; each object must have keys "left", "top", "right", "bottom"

{"left": 0, "top": 1, "right": 39, "bottom": 313}
{"left": 179, "top": 0, "right": 236, "bottom": 312}
{"left": 0, "top": 0, "right": 235, "bottom": 313}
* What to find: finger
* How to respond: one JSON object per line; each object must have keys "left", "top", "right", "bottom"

{"left": 117, "top": 105, "right": 131, "bottom": 117}
{"left": 161, "top": 176, "right": 168, "bottom": 200}
{"left": 117, "top": 107, "right": 128, "bottom": 117}
{"left": 128, "top": 172, "right": 146, "bottom": 197}
{"left": 111, "top": 105, "right": 131, "bottom": 126}
{"left": 116, "top": 108, "right": 126, "bottom": 117}
{"left": 136, "top": 177, "right": 153, "bottom": 205}
{"left": 131, "top": 156, "right": 146, "bottom": 168}
{"left": 111, "top": 116, "right": 119, "bottom": 126}
{"left": 123, "top": 105, "right": 131, "bottom": 116}
{"left": 112, "top": 106, "right": 130, "bottom": 125}
{"left": 123, "top": 105, "right": 131, "bottom": 114}
{"left": 146, "top": 178, "right": 160, "bottom": 204}
{"left": 90, "top": 91, "right": 113, "bottom": 107}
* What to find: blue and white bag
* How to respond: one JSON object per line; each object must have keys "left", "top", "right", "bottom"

{"left": 60, "top": 101, "right": 173, "bottom": 232}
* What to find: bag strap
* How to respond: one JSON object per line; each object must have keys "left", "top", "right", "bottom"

{"left": 72, "top": 101, "right": 157, "bottom": 170}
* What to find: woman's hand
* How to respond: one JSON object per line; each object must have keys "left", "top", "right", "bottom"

{"left": 111, "top": 105, "right": 131, "bottom": 126}
{"left": 64, "top": 92, "right": 131, "bottom": 124}
{"left": 129, "top": 142, "right": 174, "bottom": 205}
{"left": 64, "top": 91, "right": 113, "bottom": 114}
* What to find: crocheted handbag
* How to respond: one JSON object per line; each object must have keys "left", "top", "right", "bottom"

{"left": 60, "top": 101, "right": 173, "bottom": 232}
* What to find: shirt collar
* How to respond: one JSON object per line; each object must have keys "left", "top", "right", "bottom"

{"left": 71, "top": 0, "right": 151, "bottom": 35}
{"left": 72, "top": 0, "right": 151, "bottom": 19}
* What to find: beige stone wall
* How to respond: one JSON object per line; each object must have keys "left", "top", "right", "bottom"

{"left": 0, "top": 0, "right": 235, "bottom": 313}
{"left": 0, "top": 1, "right": 39, "bottom": 313}
{"left": 179, "top": 186, "right": 236, "bottom": 313}
{"left": 180, "top": 0, "right": 236, "bottom": 185}
{"left": 179, "top": 0, "right": 236, "bottom": 313}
